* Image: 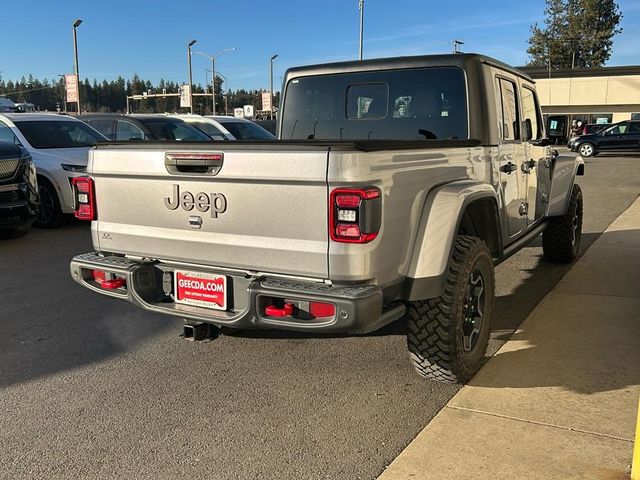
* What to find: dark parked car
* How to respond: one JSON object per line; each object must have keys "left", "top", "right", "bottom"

{"left": 0, "top": 142, "right": 39, "bottom": 238}
{"left": 79, "top": 114, "right": 213, "bottom": 142}
{"left": 569, "top": 120, "right": 640, "bottom": 157}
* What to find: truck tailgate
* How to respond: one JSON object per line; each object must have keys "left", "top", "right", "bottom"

{"left": 91, "top": 144, "right": 329, "bottom": 278}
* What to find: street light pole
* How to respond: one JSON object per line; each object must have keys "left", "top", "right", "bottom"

{"left": 270, "top": 54, "right": 278, "bottom": 120}
{"left": 187, "top": 40, "right": 197, "bottom": 114}
{"left": 192, "top": 48, "right": 235, "bottom": 116}
{"left": 358, "top": 0, "right": 364, "bottom": 60}
{"left": 72, "top": 19, "right": 82, "bottom": 113}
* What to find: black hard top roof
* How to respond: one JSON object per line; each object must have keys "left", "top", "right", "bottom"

{"left": 284, "top": 53, "right": 533, "bottom": 83}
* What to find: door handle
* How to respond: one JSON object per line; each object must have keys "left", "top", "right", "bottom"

{"left": 521, "top": 159, "right": 537, "bottom": 174}
{"left": 500, "top": 162, "right": 517, "bottom": 174}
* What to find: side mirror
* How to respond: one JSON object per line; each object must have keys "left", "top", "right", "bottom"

{"left": 523, "top": 118, "right": 533, "bottom": 142}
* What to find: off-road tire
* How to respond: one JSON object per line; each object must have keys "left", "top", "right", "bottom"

{"left": 35, "top": 177, "right": 63, "bottom": 229}
{"left": 406, "top": 235, "right": 494, "bottom": 383}
{"left": 543, "top": 184, "right": 583, "bottom": 263}
{"left": 578, "top": 142, "right": 596, "bottom": 157}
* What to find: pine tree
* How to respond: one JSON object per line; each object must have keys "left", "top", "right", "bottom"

{"left": 527, "top": 0, "right": 622, "bottom": 69}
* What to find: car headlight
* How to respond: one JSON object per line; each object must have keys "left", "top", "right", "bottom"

{"left": 61, "top": 164, "right": 87, "bottom": 173}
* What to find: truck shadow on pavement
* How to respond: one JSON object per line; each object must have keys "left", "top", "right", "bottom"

{"left": 472, "top": 228, "right": 640, "bottom": 394}
{"left": 0, "top": 222, "right": 178, "bottom": 390}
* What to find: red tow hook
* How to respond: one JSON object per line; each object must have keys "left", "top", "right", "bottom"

{"left": 265, "top": 303, "right": 295, "bottom": 317}
{"left": 100, "top": 278, "right": 126, "bottom": 290}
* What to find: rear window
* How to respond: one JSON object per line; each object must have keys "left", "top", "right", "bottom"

{"left": 139, "top": 120, "right": 212, "bottom": 142}
{"left": 217, "top": 120, "right": 275, "bottom": 140}
{"left": 281, "top": 67, "right": 468, "bottom": 140}
{"left": 14, "top": 120, "right": 105, "bottom": 149}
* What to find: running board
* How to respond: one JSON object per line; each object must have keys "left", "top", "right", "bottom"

{"left": 499, "top": 222, "right": 547, "bottom": 264}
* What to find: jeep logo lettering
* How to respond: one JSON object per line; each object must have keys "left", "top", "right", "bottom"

{"left": 164, "top": 184, "right": 227, "bottom": 218}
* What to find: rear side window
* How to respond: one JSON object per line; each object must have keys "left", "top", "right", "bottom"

{"left": 217, "top": 121, "right": 275, "bottom": 140}
{"left": 141, "top": 120, "right": 212, "bottom": 142}
{"left": 116, "top": 120, "right": 145, "bottom": 141}
{"left": 495, "top": 78, "right": 520, "bottom": 142}
{"left": 281, "top": 67, "right": 468, "bottom": 140}
{"left": 87, "top": 119, "right": 115, "bottom": 140}
{"left": 191, "top": 121, "right": 228, "bottom": 141}
{"left": 521, "top": 87, "right": 541, "bottom": 140}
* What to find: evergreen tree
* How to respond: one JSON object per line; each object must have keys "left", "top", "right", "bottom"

{"left": 527, "top": 0, "right": 622, "bottom": 69}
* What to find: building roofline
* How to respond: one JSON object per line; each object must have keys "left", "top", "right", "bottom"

{"left": 517, "top": 64, "right": 640, "bottom": 79}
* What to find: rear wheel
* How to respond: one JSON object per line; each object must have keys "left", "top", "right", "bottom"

{"left": 406, "top": 235, "right": 494, "bottom": 383}
{"left": 578, "top": 142, "right": 596, "bottom": 157}
{"left": 35, "top": 178, "right": 63, "bottom": 229}
{"left": 543, "top": 184, "right": 583, "bottom": 263}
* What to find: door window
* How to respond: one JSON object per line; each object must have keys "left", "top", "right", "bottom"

{"left": 604, "top": 123, "right": 629, "bottom": 135}
{"left": 521, "top": 87, "right": 541, "bottom": 140}
{"left": 496, "top": 78, "right": 520, "bottom": 141}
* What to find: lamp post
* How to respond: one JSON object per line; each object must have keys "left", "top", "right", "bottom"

{"left": 192, "top": 48, "right": 235, "bottom": 116}
{"left": 187, "top": 40, "right": 197, "bottom": 113}
{"left": 72, "top": 19, "right": 82, "bottom": 113}
{"left": 358, "top": 0, "right": 364, "bottom": 60}
{"left": 270, "top": 54, "right": 278, "bottom": 120}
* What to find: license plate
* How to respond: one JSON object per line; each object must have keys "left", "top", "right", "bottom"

{"left": 174, "top": 270, "right": 227, "bottom": 310}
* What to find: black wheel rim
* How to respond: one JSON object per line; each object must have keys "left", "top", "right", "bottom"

{"left": 38, "top": 185, "right": 54, "bottom": 225}
{"left": 462, "top": 269, "right": 485, "bottom": 352}
{"left": 571, "top": 204, "right": 581, "bottom": 250}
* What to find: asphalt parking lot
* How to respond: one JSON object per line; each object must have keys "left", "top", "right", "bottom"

{"left": 1, "top": 153, "right": 639, "bottom": 480}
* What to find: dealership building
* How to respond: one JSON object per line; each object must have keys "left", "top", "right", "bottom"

{"left": 518, "top": 64, "right": 640, "bottom": 141}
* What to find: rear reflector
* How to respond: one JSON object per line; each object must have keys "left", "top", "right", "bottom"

{"left": 309, "top": 302, "right": 336, "bottom": 318}
{"left": 265, "top": 303, "right": 295, "bottom": 317}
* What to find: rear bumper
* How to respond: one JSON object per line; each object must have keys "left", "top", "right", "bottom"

{"left": 70, "top": 252, "right": 404, "bottom": 334}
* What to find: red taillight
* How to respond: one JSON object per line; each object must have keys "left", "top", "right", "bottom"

{"left": 309, "top": 302, "right": 336, "bottom": 318}
{"left": 330, "top": 187, "right": 381, "bottom": 243}
{"left": 72, "top": 176, "right": 96, "bottom": 221}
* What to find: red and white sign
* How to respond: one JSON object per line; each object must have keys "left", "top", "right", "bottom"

{"left": 262, "top": 91, "right": 272, "bottom": 111}
{"left": 174, "top": 270, "right": 227, "bottom": 310}
{"left": 65, "top": 74, "right": 79, "bottom": 103}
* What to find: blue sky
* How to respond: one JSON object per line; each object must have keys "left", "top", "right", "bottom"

{"left": 2, "top": 0, "right": 639, "bottom": 92}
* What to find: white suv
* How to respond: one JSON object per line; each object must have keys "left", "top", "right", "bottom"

{"left": 0, "top": 113, "right": 106, "bottom": 227}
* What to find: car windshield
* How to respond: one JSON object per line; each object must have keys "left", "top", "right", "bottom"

{"left": 217, "top": 120, "right": 275, "bottom": 140}
{"left": 139, "top": 119, "right": 212, "bottom": 141}
{"left": 281, "top": 67, "right": 468, "bottom": 140}
{"left": 14, "top": 120, "right": 105, "bottom": 149}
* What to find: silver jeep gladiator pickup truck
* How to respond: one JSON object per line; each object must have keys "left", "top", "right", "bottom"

{"left": 70, "top": 54, "right": 584, "bottom": 383}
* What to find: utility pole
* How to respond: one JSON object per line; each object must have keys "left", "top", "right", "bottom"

{"left": 72, "top": 19, "right": 82, "bottom": 113}
{"left": 270, "top": 54, "right": 278, "bottom": 120}
{"left": 358, "top": 0, "right": 365, "bottom": 60}
{"left": 453, "top": 39, "right": 464, "bottom": 54}
{"left": 187, "top": 40, "right": 197, "bottom": 114}
{"left": 57, "top": 74, "right": 67, "bottom": 113}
